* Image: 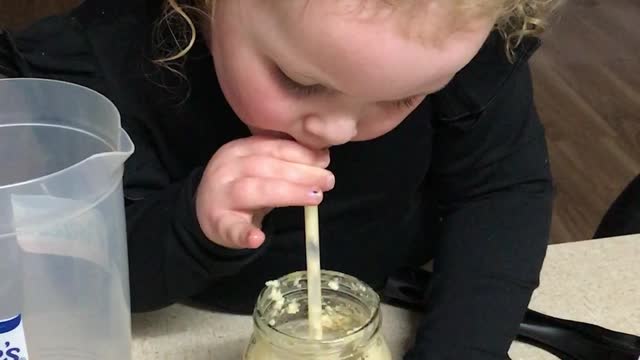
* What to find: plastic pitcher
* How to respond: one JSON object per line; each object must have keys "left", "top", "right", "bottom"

{"left": 0, "top": 78, "right": 134, "bottom": 359}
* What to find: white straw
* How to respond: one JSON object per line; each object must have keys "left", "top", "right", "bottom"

{"left": 304, "top": 205, "right": 323, "bottom": 340}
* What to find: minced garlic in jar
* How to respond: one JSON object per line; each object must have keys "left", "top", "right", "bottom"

{"left": 244, "top": 271, "right": 391, "bottom": 360}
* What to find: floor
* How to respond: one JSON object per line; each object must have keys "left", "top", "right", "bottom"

{"left": 1, "top": 0, "right": 639, "bottom": 243}
{"left": 531, "top": 0, "right": 640, "bottom": 242}
{"left": 0, "top": 0, "right": 81, "bottom": 31}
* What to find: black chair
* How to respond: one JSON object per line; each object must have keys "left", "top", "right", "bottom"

{"left": 594, "top": 174, "right": 640, "bottom": 238}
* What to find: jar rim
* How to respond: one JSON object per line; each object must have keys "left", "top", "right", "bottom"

{"left": 253, "top": 270, "right": 382, "bottom": 347}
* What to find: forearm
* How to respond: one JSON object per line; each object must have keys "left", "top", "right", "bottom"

{"left": 126, "top": 169, "right": 264, "bottom": 312}
{"left": 406, "top": 178, "right": 552, "bottom": 359}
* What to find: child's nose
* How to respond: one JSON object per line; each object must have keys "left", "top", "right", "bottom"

{"left": 303, "top": 115, "right": 358, "bottom": 148}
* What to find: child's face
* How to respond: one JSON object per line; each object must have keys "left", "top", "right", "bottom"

{"left": 210, "top": 1, "right": 494, "bottom": 149}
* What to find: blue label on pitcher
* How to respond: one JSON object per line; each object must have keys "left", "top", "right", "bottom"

{"left": 0, "top": 315, "right": 28, "bottom": 360}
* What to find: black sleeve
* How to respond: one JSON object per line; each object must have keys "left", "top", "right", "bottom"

{"left": 406, "top": 41, "right": 554, "bottom": 358}
{"left": 0, "top": 29, "right": 26, "bottom": 77}
{"left": 0, "top": 14, "right": 264, "bottom": 313}
{"left": 122, "top": 124, "right": 266, "bottom": 312}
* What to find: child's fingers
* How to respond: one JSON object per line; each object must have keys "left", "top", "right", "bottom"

{"left": 228, "top": 177, "right": 324, "bottom": 210}
{"left": 196, "top": 135, "right": 331, "bottom": 250}
{"left": 222, "top": 136, "right": 330, "bottom": 168}
{"left": 215, "top": 213, "right": 265, "bottom": 249}
{"left": 244, "top": 227, "right": 266, "bottom": 249}
{"left": 227, "top": 155, "right": 335, "bottom": 190}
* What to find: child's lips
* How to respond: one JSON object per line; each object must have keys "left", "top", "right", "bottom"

{"left": 270, "top": 131, "right": 296, "bottom": 141}
{"left": 248, "top": 127, "right": 330, "bottom": 150}
{"left": 249, "top": 128, "right": 294, "bottom": 140}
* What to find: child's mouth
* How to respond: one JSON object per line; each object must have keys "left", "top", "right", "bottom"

{"left": 249, "top": 127, "right": 295, "bottom": 140}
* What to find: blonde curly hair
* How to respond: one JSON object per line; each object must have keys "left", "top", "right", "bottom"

{"left": 155, "top": 0, "right": 562, "bottom": 67}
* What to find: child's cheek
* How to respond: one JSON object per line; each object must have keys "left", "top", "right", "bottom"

{"left": 232, "top": 74, "right": 297, "bottom": 132}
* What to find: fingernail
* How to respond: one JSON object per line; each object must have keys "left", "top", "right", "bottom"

{"left": 326, "top": 174, "right": 335, "bottom": 189}
{"left": 244, "top": 227, "right": 266, "bottom": 247}
{"left": 319, "top": 151, "right": 331, "bottom": 167}
{"left": 246, "top": 233, "right": 263, "bottom": 249}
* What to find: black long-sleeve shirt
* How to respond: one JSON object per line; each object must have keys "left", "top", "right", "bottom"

{"left": 1, "top": 0, "right": 553, "bottom": 358}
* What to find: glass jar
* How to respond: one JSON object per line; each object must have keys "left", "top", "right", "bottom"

{"left": 244, "top": 270, "right": 392, "bottom": 360}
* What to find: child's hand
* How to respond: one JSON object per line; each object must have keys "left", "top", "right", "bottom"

{"left": 195, "top": 136, "right": 334, "bottom": 249}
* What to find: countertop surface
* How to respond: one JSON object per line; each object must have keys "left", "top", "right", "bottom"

{"left": 132, "top": 234, "right": 640, "bottom": 359}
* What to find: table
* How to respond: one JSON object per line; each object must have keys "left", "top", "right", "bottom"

{"left": 132, "top": 235, "right": 640, "bottom": 359}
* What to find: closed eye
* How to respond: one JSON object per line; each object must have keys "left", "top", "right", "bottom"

{"left": 389, "top": 95, "right": 422, "bottom": 110}
{"left": 276, "top": 64, "right": 423, "bottom": 110}
{"left": 276, "top": 67, "right": 326, "bottom": 97}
